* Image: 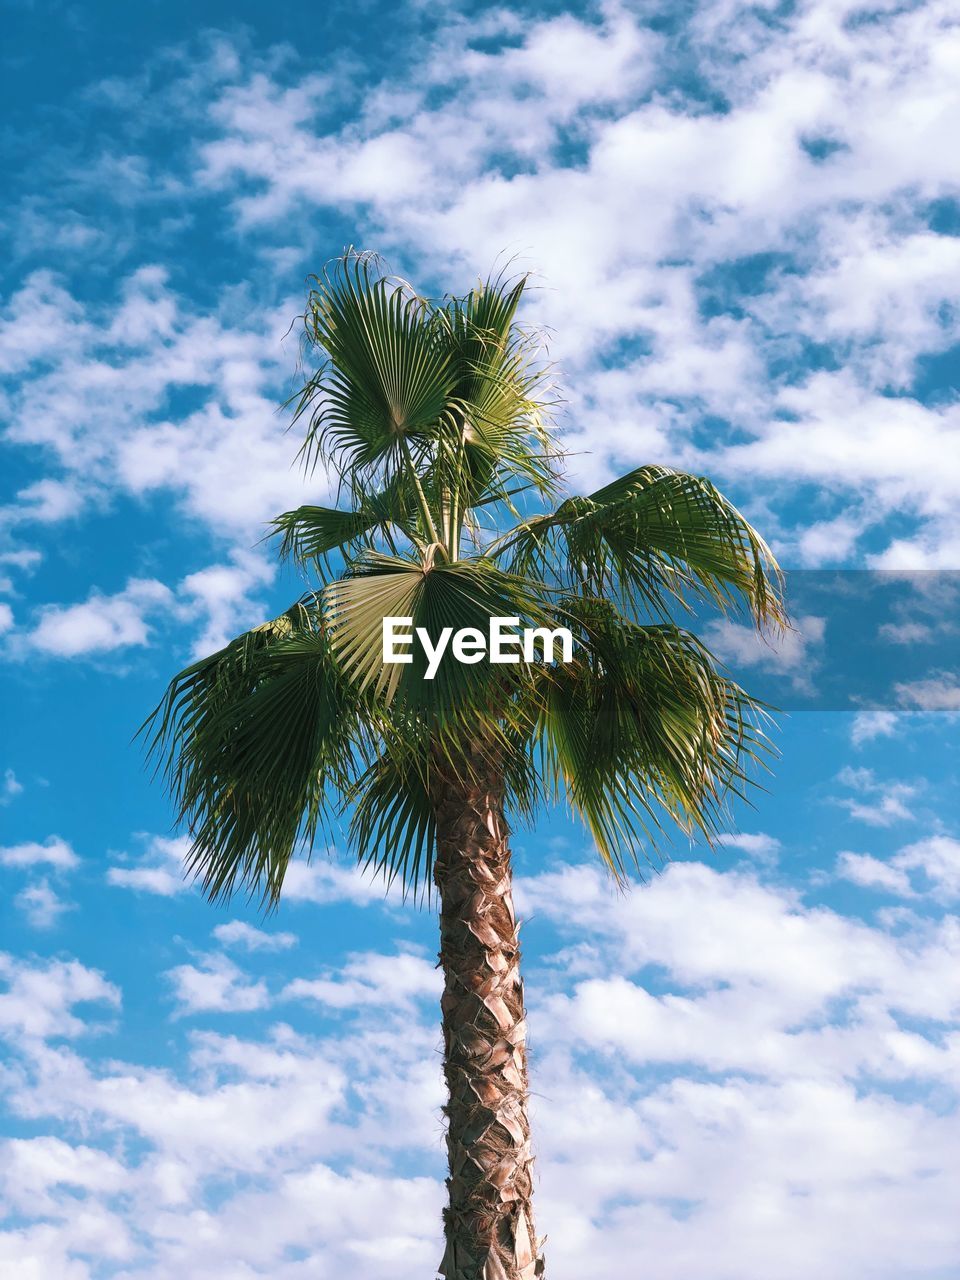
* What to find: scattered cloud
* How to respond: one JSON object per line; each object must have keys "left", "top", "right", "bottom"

{"left": 0, "top": 954, "right": 119, "bottom": 1040}
{"left": 3, "top": 1, "right": 960, "bottom": 570}
{"left": 107, "top": 842, "right": 392, "bottom": 907}
{"left": 15, "top": 881, "right": 74, "bottom": 930}
{"left": 1, "top": 265, "right": 327, "bottom": 543}
{"left": 850, "top": 710, "right": 899, "bottom": 747}
{"left": 896, "top": 836, "right": 960, "bottom": 902}
{"left": 0, "top": 836, "right": 79, "bottom": 871}
{"left": 3, "top": 477, "right": 84, "bottom": 526}
{"left": 2, "top": 853, "right": 960, "bottom": 1276}
{"left": 283, "top": 951, "right": 440, "bottom": 1011}
{"left": 879, "top": 621, "right": 935, "bottom": 645}
{"left": 106, "top": 835, "right": 191, "bottom": 896}
{"left": 166, "top": 953, "right": 270, "bottom": 1017}
{"left": 280, "top": 858, "right": 390, "bottom": 908}
{"left": 716, "top": 832, "right": 782, "bottom": 864}
{"left": 0, "top": 768, "right": 23, "bottom": 805}
{"left": 178, "top": 548, "right": 276, "bottom": 658}
{"left": 835, "top": 851, "right": 915, "bottom": 898}
{"left": 27, "top": 578, "right": 174, "bottom": 658}
{"left": 895, "top": 673, "right": 960, "bottom": 711}
{"left": 7, "top": 549, "right": 276, "bottom": 664}
{"left": 181, "top": 0, "right": 960, "bottom": 567}
{"left": 837, "top": 835, "right": 960, "bottom": 903}
{"left": 702, "top": 614, "right": 826, "bottom": 693}
{"left": 212, "top": 921, "right": 298, "bottom": 953}
{"left": 836, "top": 766, "right": 917, "bottom": 827}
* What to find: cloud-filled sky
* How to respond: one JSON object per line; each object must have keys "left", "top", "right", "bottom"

{"left": 1, "top": 1, "right": 959, "bottom": 1276}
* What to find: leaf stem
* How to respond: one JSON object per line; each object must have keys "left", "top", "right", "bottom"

{"left": 400, "top": 435, "right": 441, "bottom": 548}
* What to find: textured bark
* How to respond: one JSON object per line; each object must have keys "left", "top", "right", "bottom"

{"left": 431, "top": 741, "right": 544, "bottom": 1280}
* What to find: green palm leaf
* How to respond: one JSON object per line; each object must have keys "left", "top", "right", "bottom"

{"left": 532, "top": 596, "right": 771, "bottom": 877}
{"left": 295, "top": 252, "right": 456, "bottom": 489}
{"left": 142, "top": 600, "right": 362, "bottom": 904}
{"left": 323, "top": 548, "right": 549, "bottom": 718}
{"left": 271, "top": 476, "right": 420, "bottom": 568}
{"left": 498, "top": 464, "right": 785, "bottom": 628}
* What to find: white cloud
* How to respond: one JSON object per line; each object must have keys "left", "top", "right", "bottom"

{"left": 534, "top": 1067, "right": 960, "bottom": 1280}
{"left": 518, "top": 857, "right": 960, "bottom": 1024}
{"left": 107, "top": 839, "right": 393, "bottom": 908}
{"left": 0, "top": 768, "right": 24, "bottom": 804}
{"left": 835, "top": 851, "right": 914, "bottom": 897}
{"left": 795, "top": 513, "right": 866, "bottom": 567}
{"left": 0, "top": 1136, "right": 127, "bottom": 1216}
{"left": 850, "top": 710, "right": 899, "bottom": 747}
{"left": 836, "top": 835, "right": 960, "bottom": 904}
{"left": 879, "top": 621, "right": 935, "bottom": 645}
{"left": 212, "top": 921, "right": 298, "bottom": 952}
{"left": 106, "top": 835, "right": 191, "bottom": 896}
{"left": 0, "top": 269, "right": 91, "bottom": 375}
{"left": 179, "top": 0, "right": 960, "bottom": 573}
{"left": 11, "top": 549, "right": 276, "bottom": 665}
{"left": 128, "top": 1164, "right": 442, "bottom": 1278}
{"left": 895, "top": 674, "right": 960, "bottom": 711}
{"left": 0, "top": 836, "right": 79, "bottom": 871}
{"left": 0, "top": 602, "right": 13, "bottom": 633}
{"left": 283, "top": 951, "right": 440, "bottom": 1010}
{"left": 5, "top": 478, "right": 85, "bottom": 525}
{"left": 896, "top": 836, "right": 960, "bottom": 902}
{"left": 702, "top": 614, "right": 826, "bottom": 693}
{"left": 280, "top": 858, "right": 389, "bottom": 907}
{"left": 166, "top": 953, "right": 270, "bottom": 1017}
{"left": 0, "top": 548, "right": 42, "bottom": 571}
{"left": 16, "top": 881, "right": 74, "bottom": 930}
{"left": 771, "top": 214, "right": 960, "bottom": 387}
{"left": 0, "top": 954, "right": 119, "bottom": 1041}
{"left": 0, "top": 548, "right": 41, "bottom": 596}
{"left": 514, "top": 856, "right": 960, "bottom": 1279}
{"left": 479, "top": 11, "right": 656, "bottom": 108}
{"left": 3, "top": 0, "right": 960, "bottom": 572}
{"left": 0, "top": 1224, "right": 106, "bottom": 1279}
{"left": 836, "top": 766, "right": 917, "bottom": 827}
{"left": 715, "top": 832, "right": 781, "bottom": 863}
{"left": 1, "top": 266, "right": 329, "bottom": 544}
{"left": 178, "top": 548, "right": 275, "bottom": 658}
{"left": 834, "top": 829, "right": 960, "bottom": 901}
{"left": 28, "top": 578, "right": 174, "bottom": 657}
{"left": 3, "top": 857, "right": 960, "bottom": 1277}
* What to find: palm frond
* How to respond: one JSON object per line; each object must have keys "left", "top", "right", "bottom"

{"left": 530, "top": 596, "right": 772, "bottom": 877}
{"left": 295, "top": 251, "right": 455, "bottom": 493}
{"left": 271, "top": 476, "right": 420, "bottom": 570}
{"left": 348, "top": 740, "right": 436, "bottom": 895}
{"left": 323, "top": 549, "right": 550, "bottom": 718}
{"left": 498, "top": 465, "right": 785, "bottom": 628}
{"left": 427, "top": 274, "right": 561, "bottom": 548}
{"left": 141, "top": 601, "right": 363, "bottom": 905}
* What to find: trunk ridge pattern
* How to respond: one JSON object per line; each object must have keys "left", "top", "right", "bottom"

{"left": 432, "top": 745, "right": 543, "bottom": 1280}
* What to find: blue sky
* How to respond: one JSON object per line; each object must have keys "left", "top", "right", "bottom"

{"left": 2, "top": 1, "right": 960, "bottom": 1276}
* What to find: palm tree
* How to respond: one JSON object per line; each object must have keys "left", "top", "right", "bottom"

{"left": 143, "top": 252, "right": 784, "bottom": 1280}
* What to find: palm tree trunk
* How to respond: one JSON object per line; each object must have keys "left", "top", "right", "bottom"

{"left": 430, "top": 740, "right": 543, "bottom": 1280}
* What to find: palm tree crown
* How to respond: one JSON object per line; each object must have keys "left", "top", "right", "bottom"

{"left": 143, "top": 250, "right": 784, "bottom": 1280}
{"left": 145, "top": 251, "right": 783, "bottom": 904}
